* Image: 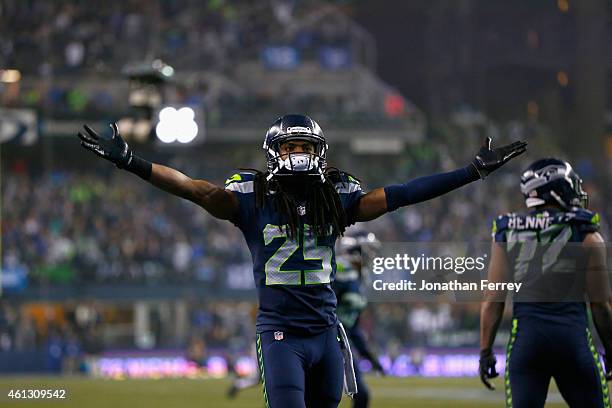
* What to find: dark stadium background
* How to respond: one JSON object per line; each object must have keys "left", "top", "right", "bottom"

{"left": 0, "top": 0, "right": 610, "bottom": 406}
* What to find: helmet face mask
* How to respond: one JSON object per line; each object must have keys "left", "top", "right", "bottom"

{"left": 263, "top": 115, "right": 328, "bottom": 181}
{"left": 268, "top": 136, "right": 326, "bottom": 174}
{"left": 520, "top": 158, "right": 589, "bottom": 210}
{"left": 574, "top": 177, "right": 588, "bottom": 208}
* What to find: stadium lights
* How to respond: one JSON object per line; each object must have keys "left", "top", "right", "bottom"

{"left": 155, "top": 106, "right": 198, "bottom": 144}
{"left": 116, "top": 117, "right": 152, "bottom": 143}
{"left": 123, "top": 59, "right": 175, "bottom": 84}
{"left": 0, "top": 69, "right": 21, "bottom": 83}
{"left": 151, "top": 59, "right": 174, "bottom": 78}
{"left": 161, "top": 66, "right": 174, "bottom": 77}
{"left": 557, "top": 0, "right": 569, "bottom": 13}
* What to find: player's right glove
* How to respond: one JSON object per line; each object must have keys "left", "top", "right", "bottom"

{"left": 77, "top": 123, "right": 152, "bottom": 179}
{"left": 78, "top": 123, "right": 133, "bottom": 168}
{"left": 471, "top": 136, "right": 527, "bottom": 179}
{"left": 479, "top": 348, "right": 499, "bottom": 390}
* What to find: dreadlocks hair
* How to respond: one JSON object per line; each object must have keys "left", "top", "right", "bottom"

{"left": 241, "top": 167, "right": 352, "bottom": 240}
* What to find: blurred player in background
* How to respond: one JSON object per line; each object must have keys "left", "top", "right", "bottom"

{"left": 77, "top": 114, "right": 525, "bottom": 408}
{"left": 226, "top": 341, "right": 262, "bottom": 399}
{"left": 334, "top": 230, "right": 385, "bottom": 408}
{"left": 227, "top": 306, "right": 261, "bottom": 398}
{"left": 480, "top": 158, "right": 612, "bottom": 407}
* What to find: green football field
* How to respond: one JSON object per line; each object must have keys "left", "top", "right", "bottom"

{"left": 0, "top": 376, "right": 568, "bottom": 407}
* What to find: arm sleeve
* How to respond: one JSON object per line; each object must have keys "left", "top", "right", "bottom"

{"left": 384, "top": 165, "right": 480, "bottom": 212}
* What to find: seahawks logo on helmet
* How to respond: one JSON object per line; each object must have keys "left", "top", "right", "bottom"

{"left": 263, "top": 114, "right": 328, "bottom": 182}
{"left": 520, "top": 158, "right": 588, "bottom": 209}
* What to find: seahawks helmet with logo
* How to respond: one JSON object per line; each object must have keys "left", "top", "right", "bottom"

{"left": 520, "top": 158, "right": 588, "bottom": 209}
{"left": 263, "top": 114, "right": 328, "bottom": 181}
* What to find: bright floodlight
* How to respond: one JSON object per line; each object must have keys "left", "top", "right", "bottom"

{"left": 162, "top": 66, "right": 175, "bottom": 77}
{"left": 156, "top": 106, "right": 199, "bottom": 144}
{"left": 156, "top": 121, "right": 176, "bottom": 143}
{"left": 158, "top": 106, "right": 176, "bottom": 122}
{"left": 176, "top": 121, "right": 198, "bottom": 143}
{"left": 177, "top": 107, "right": 195, "bottom": 121}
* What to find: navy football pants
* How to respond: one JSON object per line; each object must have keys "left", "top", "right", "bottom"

{"left": 506, "top": 318, "right": 610, "bottom": 408}
{"left": 256, "top": 326, "right": 344, "bottom": 408}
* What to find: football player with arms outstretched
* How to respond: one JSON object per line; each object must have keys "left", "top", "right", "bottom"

{"left": 479, "top": 158, "right": 612, "bottom": 408}
{"left": 78, "top": 114, "right": 525, "bottom": 408}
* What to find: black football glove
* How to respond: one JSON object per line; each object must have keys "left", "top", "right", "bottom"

{"left": 78, "top": 123, "right": 133, "bottom": 169}
{"left": 471, "top": 137, "right": 527, "bottom": 179}
{"left": 371, "top": 358, "right": 386, "bottom": 376}
{"left": 479, "top": 348, "right": 499, "bottom": 390}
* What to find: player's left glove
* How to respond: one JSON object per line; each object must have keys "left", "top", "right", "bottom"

{"left": 471, "top": 137, "right": 527, "bottom": 179}
{"left": 479, "top": 348, "right": 499, "bottom": 390}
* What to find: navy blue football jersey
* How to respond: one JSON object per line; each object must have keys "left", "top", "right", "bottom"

{"left": 225, "top": 172, "right": 365, "bottom": 335}
{"left": 493, "top": 207, "right": 600, "bottom": 325}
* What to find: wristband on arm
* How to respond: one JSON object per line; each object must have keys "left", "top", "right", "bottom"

{"left": 124, "top": 155, "right": 152, "bottom": 180}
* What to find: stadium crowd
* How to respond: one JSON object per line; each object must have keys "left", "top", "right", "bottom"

{"left": 2, "top": 0, "right": 379, "bottom": 126}
{"left": 1, "top": 0, "right": 259, "bottom": 75}
{"left": 1, "top": 0, "right": 353, "bottom": 76}
{"left": 2, "top": 159, "right": 249, "bottom": 287}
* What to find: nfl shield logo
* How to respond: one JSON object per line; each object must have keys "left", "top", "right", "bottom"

{"left": 274, "top": 331, "right": 284, "bottom": 341}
